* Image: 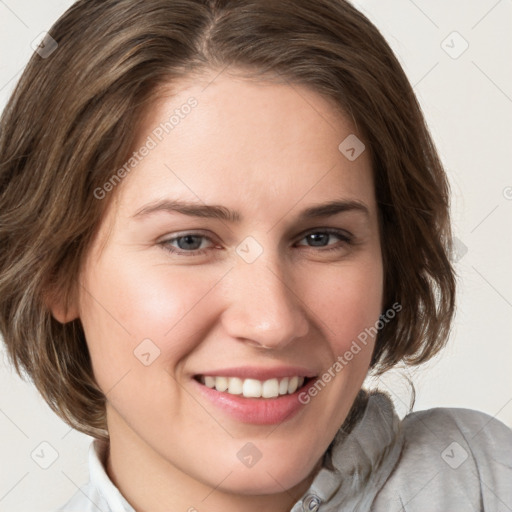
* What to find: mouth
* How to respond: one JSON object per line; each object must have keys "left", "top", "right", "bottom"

{"left": 191, "top": 369, "right": 318, "bottom": 425}
{"left": 194, "top": 375, "right": 313, "bottom": 398}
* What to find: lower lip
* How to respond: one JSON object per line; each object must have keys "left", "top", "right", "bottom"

{"left": 192, "top": 378, "right": 314, "bottom": 425}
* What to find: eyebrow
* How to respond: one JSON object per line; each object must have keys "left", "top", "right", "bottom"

{"left": 131, "top": 198, "right": 370, "bottom": 222}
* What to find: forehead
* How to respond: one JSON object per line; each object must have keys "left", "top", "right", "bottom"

{"left": 112, "top": 70, "right": 375, "bottom": 222}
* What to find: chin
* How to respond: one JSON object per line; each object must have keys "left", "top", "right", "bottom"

{"left": 209, "top": 453, "right": 318, "bottom": 496}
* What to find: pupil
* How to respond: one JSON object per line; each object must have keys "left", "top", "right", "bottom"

{"left": 309, "top": 233, "right": 328, "bottom": 247}
{"left": 179, "top": 235, "right": 201, "bottom": 250}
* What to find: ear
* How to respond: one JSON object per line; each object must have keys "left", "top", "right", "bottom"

{"left": 43, "top": 285, "right": 80, "bottom": 324}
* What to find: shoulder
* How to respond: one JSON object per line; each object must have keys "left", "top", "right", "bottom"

{"left": 373, "top": 406, "right": 512, "bottom": 511}
{"left": 402, "top": 406, "right": 512, "bottom": 460}
{"left": 400, "top": 406, "right": 512, "bottom": 484}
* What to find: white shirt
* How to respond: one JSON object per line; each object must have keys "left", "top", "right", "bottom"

{"left": 56, "top": 391, "right": 512, "bottom": 511}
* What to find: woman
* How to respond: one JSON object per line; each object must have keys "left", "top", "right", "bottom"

{"left": 0, "top": 1, "right": 510, "bottom": 511}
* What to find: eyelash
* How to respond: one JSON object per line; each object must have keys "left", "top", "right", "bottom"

{"left": 159, "top": 229, "right": 354, "bottom": 257}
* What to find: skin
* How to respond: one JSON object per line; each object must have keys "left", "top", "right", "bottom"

{"left": 52, "top": 69, "right": 384, "bottom": 512}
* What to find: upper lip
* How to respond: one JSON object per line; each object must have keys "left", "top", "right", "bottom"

{"left": 195, "top": 366, "right": 317, "bottom": 381}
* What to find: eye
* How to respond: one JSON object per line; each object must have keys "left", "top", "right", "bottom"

{"left": 160, "top": 232, "right": 216, "bottom": 256}
{"left": 296, "top": 229, "right": 353, "bottom": 252}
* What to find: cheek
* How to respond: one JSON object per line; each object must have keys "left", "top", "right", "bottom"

{"left": 308, "top": 258, "right": 384, "bottom": 356}
{"left": 77, "top": 252, "right": 224, "bottom": 388}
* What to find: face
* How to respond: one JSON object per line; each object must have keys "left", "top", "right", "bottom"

{"left": 69, "top": 70, "right": 383, "bottom": 506}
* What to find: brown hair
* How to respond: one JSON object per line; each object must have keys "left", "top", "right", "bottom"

{"left": 0, "top": 0, "right": 456, "bottom": 439}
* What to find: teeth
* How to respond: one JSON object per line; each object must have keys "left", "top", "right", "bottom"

{"left": 242, "top": 378, "right": 261, "bottom": 397}
{"left": 228, "top": 377, "right": 243, "bottom": 395}
{"left": 279, "top": 377, "right": 289, "bottom": 395}
{"left": 215, "top": 376, "right": 228, "bottom": 392}
{"left": 288, "top": 376, "right": 299, "bottom": 394}
{"left": 262, "top": 378, "right": 279, "bottom": 398}
{"left": 200, "top": 375, "right": 307, "bottom": 398}
{"left": 204, "top": 376, "right": 216, "bottom": 388}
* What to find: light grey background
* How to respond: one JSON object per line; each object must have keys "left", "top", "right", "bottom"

{"left": 1, "top": 0, "right": 511, "bottom": 510}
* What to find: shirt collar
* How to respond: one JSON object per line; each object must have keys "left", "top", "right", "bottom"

{"left": 291, "top": 390, "right": 404, "bottom": 511}
{"left": 88, "top": 437, "right": 136, "bottom": 511}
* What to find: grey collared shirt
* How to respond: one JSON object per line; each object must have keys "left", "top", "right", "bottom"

{"left": 57, "top": 391, "right": 512, "bottom": 511}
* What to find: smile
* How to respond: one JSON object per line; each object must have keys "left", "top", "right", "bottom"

{"left": 197, "top": 375, "right": 306, "bottom": 398}
{"left": 192, "top": 366, "right": 317, "bottom": 424}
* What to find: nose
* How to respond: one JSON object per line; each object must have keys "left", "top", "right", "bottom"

{"left": 220, "top": 254, "right": 310, "bottom": 350}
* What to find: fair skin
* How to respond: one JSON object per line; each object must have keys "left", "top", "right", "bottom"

{"left": 53, "top": 69, "right": 384, "bottom": 512}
